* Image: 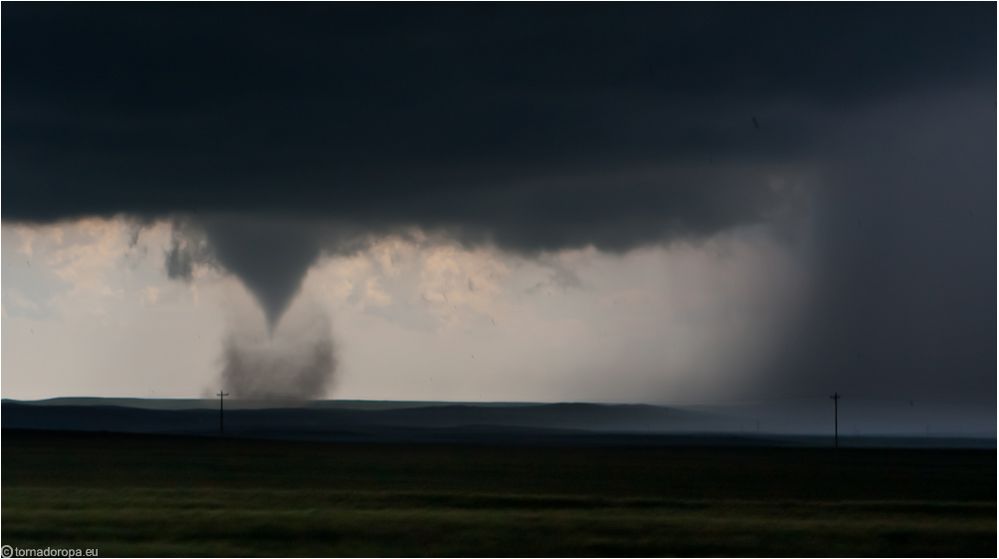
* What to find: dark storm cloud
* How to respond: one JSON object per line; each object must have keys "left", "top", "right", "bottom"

{"left": 3, "top": 3, "right": 993, "bottom": 250}
{"left": 3, "top": 3, "right": 995, "bottom": 403}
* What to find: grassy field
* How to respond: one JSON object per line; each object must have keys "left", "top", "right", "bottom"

{"left": 2, "top": 431, "right": 995, "bottom": 557}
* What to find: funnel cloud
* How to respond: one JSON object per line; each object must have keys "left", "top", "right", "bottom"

{"left": 200, "top": 218, "right": 323, "bottom": 330}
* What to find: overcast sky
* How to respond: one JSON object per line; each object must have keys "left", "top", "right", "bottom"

{"left": 2, "top": 3, "right": 994, "bottom": 406}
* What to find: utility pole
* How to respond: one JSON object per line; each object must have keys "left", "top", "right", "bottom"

{"left": 830, "top": 392, "right": 840, "bottom": 448}
{"left": 217, "top": 391, "right": 229, "bottom": 436}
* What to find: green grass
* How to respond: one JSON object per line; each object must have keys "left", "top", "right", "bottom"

{"left": 2, "top": 431, "right": 995, "bottom": 556}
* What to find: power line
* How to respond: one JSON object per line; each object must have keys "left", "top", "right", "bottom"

{"left": 217, "top": 390, "right": 229, "bottom": 436}
{"left": 830, "top": 392, "right": 841, "bottom": 448}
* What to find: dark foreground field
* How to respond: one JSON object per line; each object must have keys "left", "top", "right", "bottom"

{"left": 2, "top": 430, "right": 995, "bottom": 557}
